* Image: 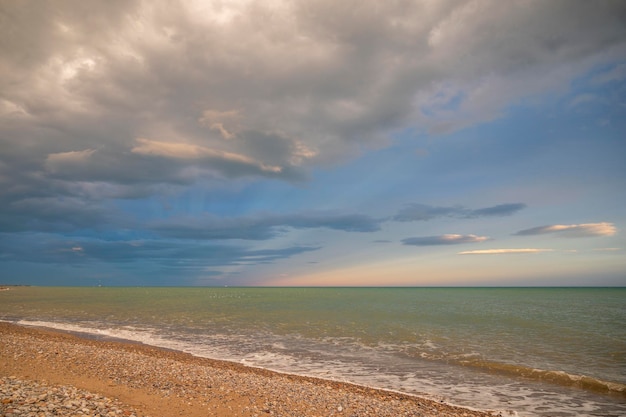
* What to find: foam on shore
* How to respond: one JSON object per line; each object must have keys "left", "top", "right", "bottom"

{"left": 0, "top": 321, "right": 501, "bottom": 417}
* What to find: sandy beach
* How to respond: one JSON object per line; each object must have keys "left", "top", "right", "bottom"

{"left": 0, "top": 322, "right": 498, "bottom": 417}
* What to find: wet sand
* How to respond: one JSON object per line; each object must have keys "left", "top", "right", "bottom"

{"left": 0, "top": 322, "right": 499, "bottom": 416}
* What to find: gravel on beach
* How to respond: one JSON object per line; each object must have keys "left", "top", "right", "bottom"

{"left": 0, "top": 322, "right": 501, "bottom": 417}
{"left": 1, "top": 376, "right": 139, "bottom": 417}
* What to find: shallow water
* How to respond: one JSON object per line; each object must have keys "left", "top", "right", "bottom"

{"left": 1, "top": 287, "right": 624, "bottom": 416}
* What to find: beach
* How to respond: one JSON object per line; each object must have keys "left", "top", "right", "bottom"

{"left": 0, "top": 322, "right": 496, "bottom": 417}
{"left": 1, "top": 287, "right": 625, "bottom": 416}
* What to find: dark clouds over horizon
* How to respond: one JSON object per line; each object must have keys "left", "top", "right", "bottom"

{"left": 1, "top": 0, "right": 625, "bottom": 286}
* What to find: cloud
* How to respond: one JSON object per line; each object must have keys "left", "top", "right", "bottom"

{"left": 592, "top": 63, "right": 626, "bottom": 85}
{"left": 131, "top": 138, "right": 284, "bottom": 175}
{"left": 41, "top": 147, "right": 201, "bottom": 186}
{"left": 468, "top": 203, "right": 527, "bottom": 218}
{"left": 415, "top": 1, "right": 626, "bottom": 132}
{"left": 0, "top": 196, "right": 119, "bottom": 233}
{"left": 2, "top": 1, "right": 624, "bottom": 194}
{"left": 458, "top": 248, "right": 554, "bottom": 255}
{"left": 593, "top": 247, "right": 621, "bottom": 252}
{"left": 403, "top": 234, "right": 489, "bottom": 246}
{"left": 515, "top": 222, "right": 617, "bottom": 238}
{"left": 394, "top": 204, "right": 461, "bottom": 222}
{"left": 0, "top": 2, "right": 623, "bottom": 201}
{"left": 43, "top": 139, "right": 302, "bottom": 185}
{"left": 0, "top": 1, "right": 625, "bottom": 283}
{"left": 568, "top": 93, "right": 598, "bottom": 108}
{"left": 199, "top": 109, "right": 240, "bottom": 140}
{"left": 0, "top": 234, "right": 319, "bottom": 268}
{"left": 152, "top": 212, "right": 382, "bottom": 240}
{"left": 394, "top": 203, "right": 526, "bottom": 222}
{"left": 45, "top": 149, "right": 97, "bottom": 172}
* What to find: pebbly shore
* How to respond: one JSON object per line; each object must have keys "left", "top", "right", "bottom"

{"left": 0, "top": 322, "right": 501, "bottom": 417}
{"left": 1, "top": 376, "right": 140, "bottom": 417}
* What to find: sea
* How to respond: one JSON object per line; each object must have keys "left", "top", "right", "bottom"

{"left": 1, "top": 287, "right": 624, "bottom": 417}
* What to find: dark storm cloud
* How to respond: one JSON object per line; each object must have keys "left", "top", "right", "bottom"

{"left": 0, "top": 197, "right": 116, "bottom": 233}
{"left": 0, "top": 234, "right": 319, "bottom": 268}
{"left": 2, "top": 0, "right": 625, "bottom": 196}
{"left": 2, "top": 0, "right": 623, "bottom": 193}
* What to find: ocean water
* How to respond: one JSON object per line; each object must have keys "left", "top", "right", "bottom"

{"left": 1, "top": 287, "right": 624, "bottom": 416}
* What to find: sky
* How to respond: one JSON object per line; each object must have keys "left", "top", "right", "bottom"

{"left": 1, "top": 0, "right": 625, "bottom": 287}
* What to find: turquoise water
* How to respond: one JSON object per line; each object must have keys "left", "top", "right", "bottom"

{"left": 1, "top": 287, "right": 624, "bottom": 416}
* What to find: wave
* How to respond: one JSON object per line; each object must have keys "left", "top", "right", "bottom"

{"left": 7, "top": 319, "right": 626, "bottom": 416}
{"left": 457, "top": 358, "right": 626, "bottom": 397}
{"left": 16, "top": 318, "right": 626, "bottom": 398}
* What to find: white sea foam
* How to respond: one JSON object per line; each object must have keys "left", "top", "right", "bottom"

{"left": 18, "top": 320, "right": 174, "bottom": 348}
{"left": 13, "top": 319, "right": 624, "bottom": 417}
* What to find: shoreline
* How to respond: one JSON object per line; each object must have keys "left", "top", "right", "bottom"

{"left": 0, "top": 322, "right": 499, "bottom": 417}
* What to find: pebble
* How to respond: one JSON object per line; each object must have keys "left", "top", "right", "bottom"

{"left": 0, "top": 376, "right": 138, "bottom": 417}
